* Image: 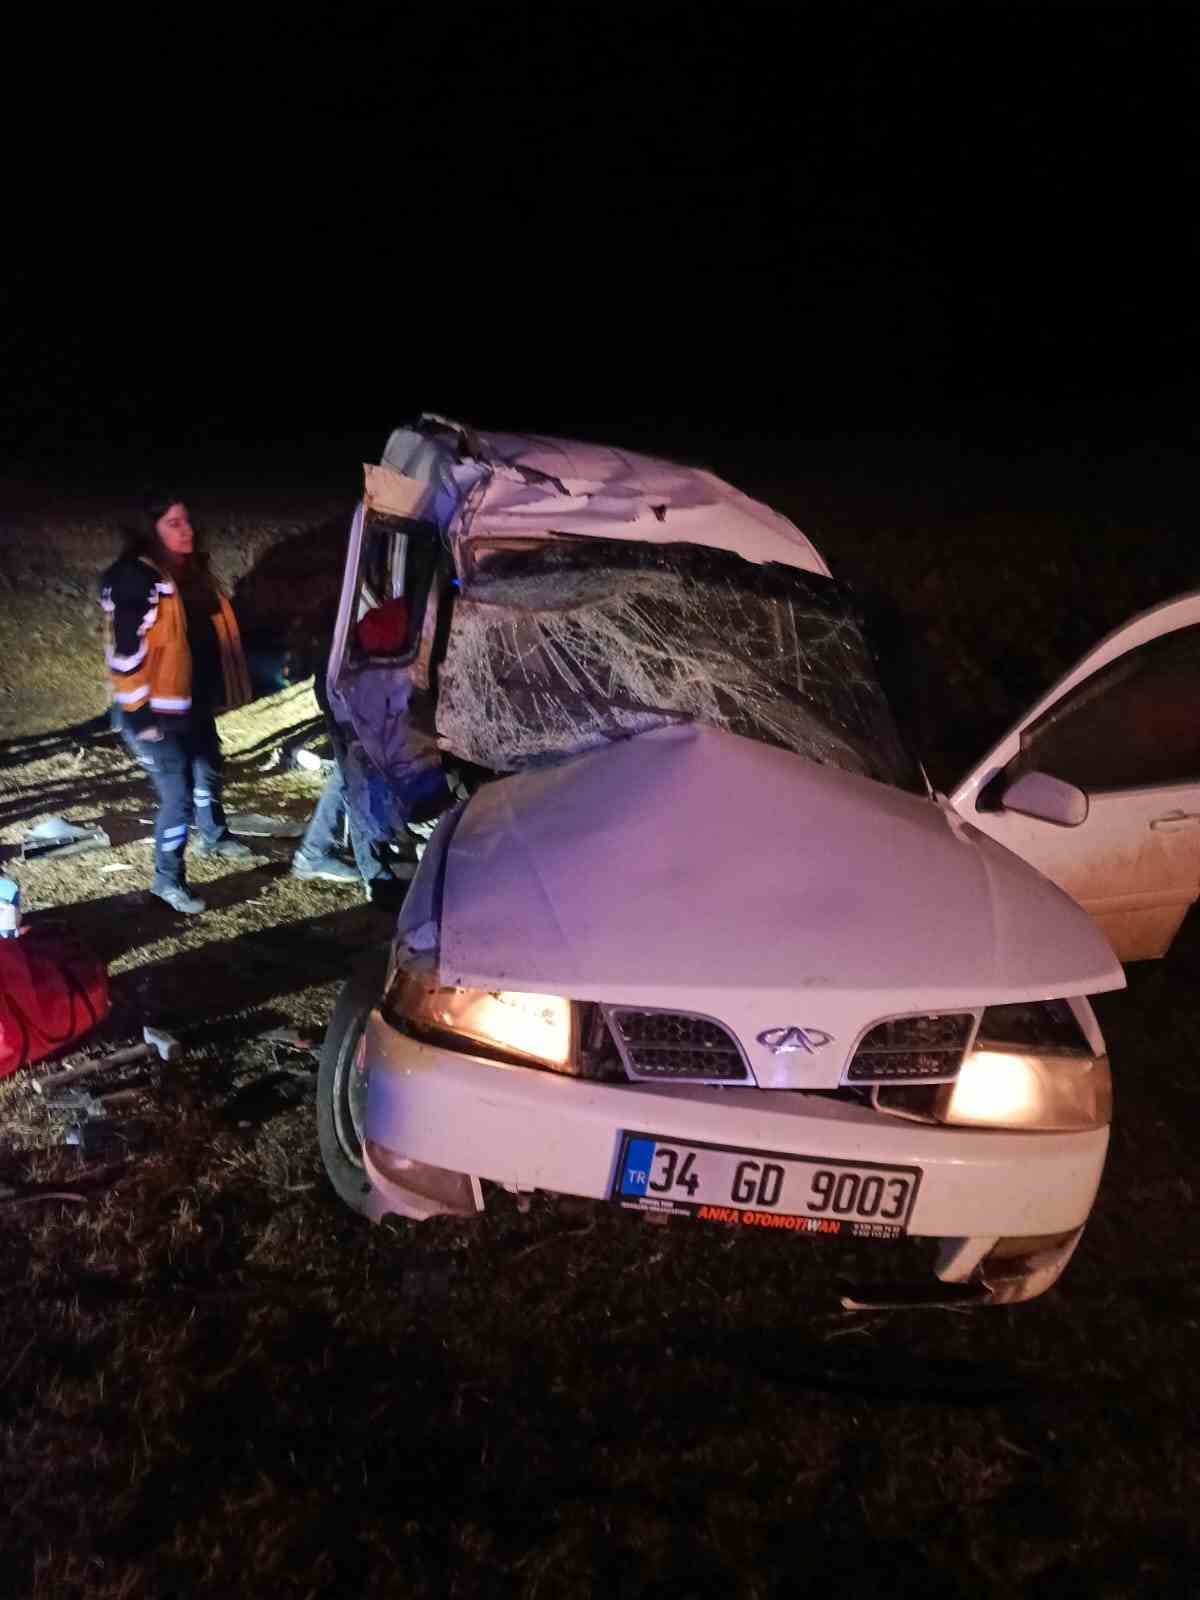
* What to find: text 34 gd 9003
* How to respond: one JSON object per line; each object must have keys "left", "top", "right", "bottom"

{"left": 612, "top": 1133, "right": 921, "bottom": 1240}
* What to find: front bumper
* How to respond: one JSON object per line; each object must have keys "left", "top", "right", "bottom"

{"left": 363, "top": 1014, "right": 1108, "bottom": 1265}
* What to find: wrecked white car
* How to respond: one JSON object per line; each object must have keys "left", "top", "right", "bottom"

{"left": 316, "top": 416, "right": 1200, "bottom": 1307}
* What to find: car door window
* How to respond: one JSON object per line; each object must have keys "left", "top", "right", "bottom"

{"left": 1018, "top": 623, "right": 1200, "bottom": 791}
{"left": 350, "top": 513, "right": 442, "bottom": 664}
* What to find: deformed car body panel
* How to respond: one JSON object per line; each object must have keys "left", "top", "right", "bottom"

{"left": 382, "top": 420, "right": 831, "bottom": 574}
{"left": 438, "top": 723, "right": 1124, "bottom": 1091}
{"left": 330, "top": 418, "right": 869, "bottom": 814}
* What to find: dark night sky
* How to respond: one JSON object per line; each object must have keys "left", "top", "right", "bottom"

{"left": 4, "top": 3, "right": 1195, "bottom": 470}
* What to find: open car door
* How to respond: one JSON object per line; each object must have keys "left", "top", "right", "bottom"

{"left": 325, "top": 467, "right": 454, "bottom": 837}
{"left": 949, "top": 591, "right": 1200, "bottom": 962}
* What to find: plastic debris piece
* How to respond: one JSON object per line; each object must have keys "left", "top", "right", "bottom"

{"left": 0, "top": 1185, "right": 87, "bottom": 1206}
{"left": 226, "top": 812, "right": 306, "bottom": 838}
{"left": 65, "top": 1118, "right": 148, "bottom": 1158}
{"left": 27, "top": 818, "right": 88, "bottom": 840}
{"left": 21, "top": 818, "right": 112, "bottom": 861}
{"left": 39, "top": 1085, "right": 104, "bottom": 1113}
{"left": 262, "top": 1025, "right": 321, "bottom": 1053}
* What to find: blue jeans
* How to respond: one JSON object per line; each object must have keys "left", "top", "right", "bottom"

{"left": 295, "top": 763, "right": 381, "bottom": 883}
{"left": 122, "top": 715, "right": 228, "bottom": 889}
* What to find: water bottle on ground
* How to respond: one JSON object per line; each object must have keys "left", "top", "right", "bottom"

{"left": 0, "top": 878, "right": 21, "bottom": 939}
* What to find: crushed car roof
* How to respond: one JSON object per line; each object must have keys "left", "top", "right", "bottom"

{"left": 380, "top": 415, "right": 830, "bottom": 575}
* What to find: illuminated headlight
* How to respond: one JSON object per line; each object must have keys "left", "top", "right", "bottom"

{"left": 935, "top": 1047, "right": 1111, "bottom": 1132}
{"left": 383, "top": 965, "right": 574, "bottom": 1071}
{"left": 874, "top": 999, "right": 1112, "bottom": 1132}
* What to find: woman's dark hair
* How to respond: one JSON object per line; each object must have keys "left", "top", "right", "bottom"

{"left": 119, "top": 491, "right": 196, "bottom": 561}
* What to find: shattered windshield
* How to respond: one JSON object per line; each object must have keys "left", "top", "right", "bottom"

{"left": 436, "top": 536, "right": 922, "bottom": 791}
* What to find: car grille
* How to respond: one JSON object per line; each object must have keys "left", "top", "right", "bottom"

{"left": 605, "top": 1008, "right": 750, "bottom": 1083}
{"left": 845, "top": 1012, "right": 974, "bottom": 1083}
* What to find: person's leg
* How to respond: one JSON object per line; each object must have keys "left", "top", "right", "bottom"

{"left": 325, "top": 719, "right": 383, "bottom": 882}
{"left": 191, "top": 714, "right": 252, "bottom": 859}
{"left": 344, "top": 793, "right": 387, "bottom": 885}
{"left": 292, "top": 765, "right": 360, "bottom": 884}
{"left": 341, "top": 742, "right": 410, "bottom": 887}
{"left": 190, "top": 715, "right": 227, "bottom": 845}
{"left": 295, "top": 765, "right": 350, "bottom": 862}
{"left": 122, "top": 729, "right": 195, "bottom": 894}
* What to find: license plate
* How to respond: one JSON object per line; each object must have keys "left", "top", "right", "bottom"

{"left": 611, "top": 1132, "right": 920, "bottom": 1241}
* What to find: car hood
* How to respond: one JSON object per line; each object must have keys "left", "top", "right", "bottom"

{"left": 439, "top": 724, "right": 1125, "bottom": 1088}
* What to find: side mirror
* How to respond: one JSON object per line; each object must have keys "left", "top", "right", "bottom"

{"left": 1000, "top": 769, "right": 1089, "bottom": 827}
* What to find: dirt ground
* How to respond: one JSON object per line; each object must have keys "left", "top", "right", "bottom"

{"left": 1, "top": 452, "right": 1198, "bottom": 1598}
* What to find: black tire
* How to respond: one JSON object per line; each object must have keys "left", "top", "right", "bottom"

{"left": 317, "top": 949, "right": 389, "bottom": 1214}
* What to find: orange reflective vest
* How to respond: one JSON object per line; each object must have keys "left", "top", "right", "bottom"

{"left": 100, "top": 556, "right": 251, "bottom": 729}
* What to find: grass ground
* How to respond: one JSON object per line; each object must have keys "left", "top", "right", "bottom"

{"left": 0, "top": 443, "right": 1197, "bottom": 1597}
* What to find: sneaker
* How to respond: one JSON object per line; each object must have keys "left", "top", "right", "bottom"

{"left": 196, "top": 835, "right": 254, "bottom": 860}
{"left": 153, "top": 883, "right": 206, "bottom": 914}
{"left": 291, "top": 854, "right": 360, "bottom": 885}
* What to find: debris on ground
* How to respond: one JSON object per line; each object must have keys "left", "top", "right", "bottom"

{"left": 291, "top": 747, "right": 333, "bottom": 773}
{"left": 62, "top": 1116, "right": 150, "bottom": 1158}
{"left": 0, "top": 1180, "right": 87, "bottom": 1205}
{"left": 261, "top": 1025, "right": 322, "bottom": 1054}
{"left": 27, "top": 1028, "right": 183, "bottom": 1159}
{"left": 226, "top": 812, "right": 307, "bottom": 837}
{"left": 33, "top": 1024, "right": 183, "bottom": 1096}
{"left": 21, "top": 816, "right": 112, "bottom": 860}
{"left": 0, "top": 875, "right": 20, "bottom": 936}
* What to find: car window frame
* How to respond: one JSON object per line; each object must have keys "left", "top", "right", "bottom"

{"left": 1015, "top": 621, "right": 1200, "bottom": 795}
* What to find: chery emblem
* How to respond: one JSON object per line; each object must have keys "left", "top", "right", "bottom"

{"left": 756, "top": 1026, "right": 834, "bottom": 1056}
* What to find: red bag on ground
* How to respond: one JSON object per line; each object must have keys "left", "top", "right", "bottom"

{"left": 0, "top": 928, "right": 110, "bottom": 1077}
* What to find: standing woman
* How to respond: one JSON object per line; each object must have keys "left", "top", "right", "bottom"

{"left": 100, "top": 494, "right": 253, "bottom": 913}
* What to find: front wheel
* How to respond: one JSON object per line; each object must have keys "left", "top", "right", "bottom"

{"left": 317, "top": 950, "right": 389, "bottom": 1214}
